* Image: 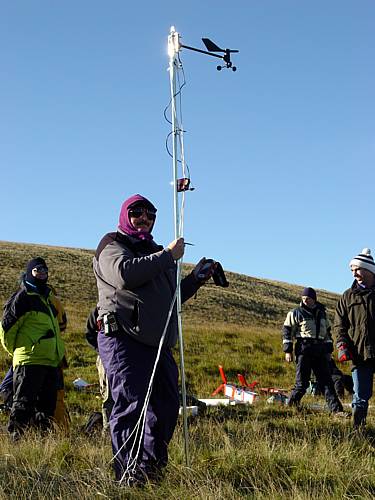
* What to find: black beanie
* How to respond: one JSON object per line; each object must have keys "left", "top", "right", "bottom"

{"left": 301, "top": 287, "right": 317, "bottom": 301}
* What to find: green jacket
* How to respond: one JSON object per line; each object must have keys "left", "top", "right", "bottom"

{"left": 0, "top": 283, "right": 65, "bottom": 368}
{"left": 334, "top": 282, "right": 375, "bottom": 364}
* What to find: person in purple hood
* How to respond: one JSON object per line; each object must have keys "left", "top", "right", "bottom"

{"left": 93, "top": 194, "right": 216, "bottom": 484}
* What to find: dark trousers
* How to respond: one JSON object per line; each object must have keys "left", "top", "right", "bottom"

{"left": 0, "top": 366, "right": 13, "bottom": 407}
{"left": 9, "top": 365, "right": 58, "bottom": 435}
{"left": 315, "top": 359, "right": 353, "bottom": 398}
{"left": 288, "top": 342, "right": 343, "bottom": 412}
{"left": 98, "top": 331, "right": 179, "bottom": 481}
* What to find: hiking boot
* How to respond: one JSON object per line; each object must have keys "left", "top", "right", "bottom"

{"left": 353, "top": 408, "right": 367, "bottom": 429}
{"left": 287, "top": 396, "right": 300, "bottom": 408}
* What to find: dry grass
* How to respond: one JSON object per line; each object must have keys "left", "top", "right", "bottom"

{"left": 0, "top": 406, "right": 374, "bottom": 499}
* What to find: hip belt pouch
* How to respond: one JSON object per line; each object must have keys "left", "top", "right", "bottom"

{"left": 103, "top": 313, "right": 119, "bottom": 336}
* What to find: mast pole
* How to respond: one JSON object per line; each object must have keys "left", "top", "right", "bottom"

{"left": 168, "top": 26, "right": 190, "bottom": 467}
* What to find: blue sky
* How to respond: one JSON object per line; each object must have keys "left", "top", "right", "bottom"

{"left": 1, "top": 1, "right": 374, "bottom": 294}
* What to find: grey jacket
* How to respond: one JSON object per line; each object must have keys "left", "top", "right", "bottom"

{"left": 282, "top": 302, "right": 332, "bottom": 353}
{"left": 93, "top": 231, "right": 200, "bottom": 348}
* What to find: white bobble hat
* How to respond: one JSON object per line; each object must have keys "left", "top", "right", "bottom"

{"left": 349, "top": 248, "right": 375, "bottom": 275}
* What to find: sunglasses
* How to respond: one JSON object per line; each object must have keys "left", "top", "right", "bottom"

{"left": 128, "top": 207, "right": 156, "bottom": 221}
{"left": 32, "top": 266, "right": 48, "bottom": 273}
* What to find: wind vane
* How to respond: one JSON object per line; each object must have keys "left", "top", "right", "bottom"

{"left": 168, "top": 27, "right": 239, "bottom": 71}
{"left": 183, "top": 37, "right": 239, "bottom": 71}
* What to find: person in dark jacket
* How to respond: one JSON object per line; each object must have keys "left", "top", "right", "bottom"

{"left": 334, "top": 248, "right": 375, "bottom": 429}
{"left": 283, "top": 287, "right": 344, "bottom": 414}
{"left": 93, "top": 194, "right": 217, "bottom": 484}
{"left": 0, "top": 257, "right": 65, "bottom": 439}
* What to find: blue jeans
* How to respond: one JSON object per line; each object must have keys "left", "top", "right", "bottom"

{"left": 352, "top": 361, "right": 375, "bottom": 413}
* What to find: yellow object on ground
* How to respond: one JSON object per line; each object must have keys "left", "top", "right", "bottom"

{"left": 54, "top": 389, "right": 70, "bottom": 433}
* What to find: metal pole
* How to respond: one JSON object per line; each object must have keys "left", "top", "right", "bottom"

{"left": 168, "top": 26, "right": 190, "bottom": 467}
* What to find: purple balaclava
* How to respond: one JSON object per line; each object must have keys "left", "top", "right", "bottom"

{"left": 118, "top": 194, "right": 157, "bottom": 241}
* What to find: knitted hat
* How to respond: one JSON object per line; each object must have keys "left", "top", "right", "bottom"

{"left": 301, "top": 287, "right": 317, "bottom": 301}
{"left": 350, "top": 248, "right": 375, "bottom": 275}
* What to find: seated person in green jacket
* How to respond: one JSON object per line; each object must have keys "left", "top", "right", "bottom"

{"left": 0, "top": 257, "right": 65, "bottom": 440}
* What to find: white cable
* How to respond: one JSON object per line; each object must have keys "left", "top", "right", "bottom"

{"left": 115, "top": 281, "right": 181, "bottom": 484}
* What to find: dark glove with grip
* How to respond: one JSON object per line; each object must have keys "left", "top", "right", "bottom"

{"left": 193, "top": 258, "right": 229, "bottom": 287}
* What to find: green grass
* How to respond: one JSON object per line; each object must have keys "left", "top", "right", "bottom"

{"left": 0, "top": 240, "right": 370, "bottom": 499}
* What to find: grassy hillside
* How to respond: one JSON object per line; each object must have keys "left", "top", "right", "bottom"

{"left": 1, "top": 240, "right": 372, "bottom": 500}
{"left": 0, "top": 239, "right": 340, "bottom": 327}
{"left": 0, "top": 239, "right": 341, "bottom": 393}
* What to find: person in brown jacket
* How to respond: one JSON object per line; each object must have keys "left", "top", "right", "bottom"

{"left": 334, "top": 248, "right": 375, "bottom": 429}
